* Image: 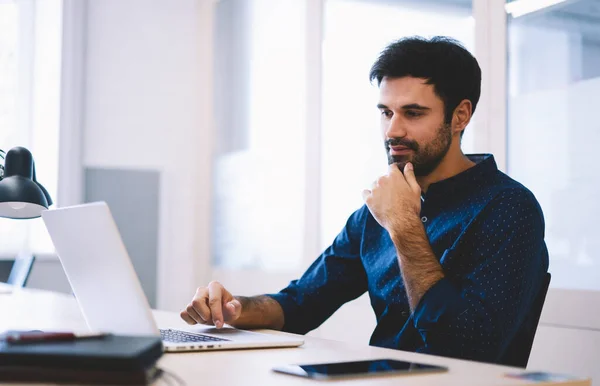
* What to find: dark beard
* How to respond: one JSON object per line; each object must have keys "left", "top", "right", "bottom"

{"left": 385, "top": 123, "right": 453, "bottom": 176}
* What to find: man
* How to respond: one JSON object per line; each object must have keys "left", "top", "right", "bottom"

{"left": 180, "top": 36, "right": 549, "bottom": 364}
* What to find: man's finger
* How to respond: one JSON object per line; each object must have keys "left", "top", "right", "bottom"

{"left": 180, "top": 310, "right": 197, "bottom": 325}
{"left": 191, "top": 288, "right": 211, "bottom": 323}
{"left": 207, "top": 282, "right": 225, "bottom": 328}
{"left": 403, "top": 162, "right": 419, "bottom": 192}
{"left": 388, "top": 163, "right": 402, "bottom": 176}
{"left": 186, "top": 304, "right": 208, "bottom": 325}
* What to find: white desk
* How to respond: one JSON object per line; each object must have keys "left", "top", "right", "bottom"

{"left": 0, "top": 286, "right": 591, "bottom": 386}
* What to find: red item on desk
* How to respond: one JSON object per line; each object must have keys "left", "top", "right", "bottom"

{"left": 4, "top": 331, "right": 107, "bottom": 344}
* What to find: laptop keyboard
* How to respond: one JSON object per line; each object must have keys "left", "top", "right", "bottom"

{"left": 160, "top": 329, "right": 230, "bottom": 343}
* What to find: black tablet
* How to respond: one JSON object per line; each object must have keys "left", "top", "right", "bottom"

{"left": 273, "top": 358, "right": 448, "bottom": 380}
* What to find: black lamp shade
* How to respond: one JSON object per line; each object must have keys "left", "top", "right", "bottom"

{"left": 32, "top": 160, "right": 53, "bottom": 206}
{"left": 0, "top": 147, "right": 51, "bottom": 219}
{"left": 35, "top": 180, "right": 54, "bottom": 207}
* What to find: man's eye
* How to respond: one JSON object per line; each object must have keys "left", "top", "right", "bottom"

{"left": 405, "top": 110, "right": 423, "bottom": 118}
{"left": 381, "top": 110, "right": 392, "bottom": 118}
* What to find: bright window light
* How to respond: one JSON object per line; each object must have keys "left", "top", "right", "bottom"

{"left": 505, "top": 0, "right": 568, "bottom": 18}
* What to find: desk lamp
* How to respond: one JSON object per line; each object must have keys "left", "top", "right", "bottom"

{"left": 0, "top": 147, "right": 53, "bottom": 219}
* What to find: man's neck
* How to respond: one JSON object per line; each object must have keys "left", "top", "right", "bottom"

{"left": 417, "top": 146, "right": 475, "bottom": 193}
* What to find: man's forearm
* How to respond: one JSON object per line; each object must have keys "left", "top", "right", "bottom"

{"left": 231, "top": 295, "right": 285, "bottom": 330}
{"left": 391, "top": 216, "right": 445, "bottom": 311}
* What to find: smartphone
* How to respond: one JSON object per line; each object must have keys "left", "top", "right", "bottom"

{"left": 272, "top": 358, "right": 448, "bottom": 380}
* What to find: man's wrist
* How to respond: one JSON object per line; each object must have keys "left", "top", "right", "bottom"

{"left": 232, "top": 295, "right": 284, "bottom": 330}
{"left": 389, "top": 212, "right": 424, "bottom": 247}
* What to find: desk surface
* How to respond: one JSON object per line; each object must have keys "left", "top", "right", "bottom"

{"left": 0, "top": 286, "right": 591, "bottom": 386}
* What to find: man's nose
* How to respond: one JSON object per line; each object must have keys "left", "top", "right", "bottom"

{"left": 385, "top": 116, "right": 407, "bottom": 139}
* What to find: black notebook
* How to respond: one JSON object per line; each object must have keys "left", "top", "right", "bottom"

{"left": 0, "top": 334, "right": 164, "bottom": 384}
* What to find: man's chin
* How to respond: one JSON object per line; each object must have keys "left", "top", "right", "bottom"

{"left": 391, "top": 161, "right": 408, "bottom": 172}
{"left": 388, "top": 158, "right": 432, "bottom": 177}
{"left": 388, "top": 156, "right": 411, "bottom": 172}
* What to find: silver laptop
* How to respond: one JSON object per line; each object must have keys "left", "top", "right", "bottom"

{"left": 41, "top": 201, "right": 304, "bottom": 352}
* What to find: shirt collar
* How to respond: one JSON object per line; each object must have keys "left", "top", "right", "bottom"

{"left": 422, "top": 154, "right": 498, "bottom": 202}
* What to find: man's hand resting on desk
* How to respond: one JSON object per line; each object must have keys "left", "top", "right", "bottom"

{"left": 180, "top": 281, "right": 242, "bottom": 328}
{"left": 180, "top": 281, "right": 285, "bottom": 330}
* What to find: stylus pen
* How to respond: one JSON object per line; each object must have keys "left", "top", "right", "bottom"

{"left": 4, "top": 331, "right": 108, "bottom": 344}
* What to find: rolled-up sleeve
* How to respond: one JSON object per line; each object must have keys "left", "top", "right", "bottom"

{"left": 412, "top": 188, "right": 548, "bottom": 363}
{"left": 267, "top": 206, "right": 369, "bottom": 335}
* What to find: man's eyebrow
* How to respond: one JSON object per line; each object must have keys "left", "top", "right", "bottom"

{"left": 376, "top": 103, "right": 431, "bottom": 110}
{"left": 401, "top": 104, "right": 431, "bottom": 110}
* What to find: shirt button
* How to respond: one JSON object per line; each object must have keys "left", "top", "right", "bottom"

{"left": 421, "top": 216, "right": 428, "bottom": 223}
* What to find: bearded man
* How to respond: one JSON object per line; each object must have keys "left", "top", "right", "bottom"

{"left": 180, "top": 36, "right": 549, "bottom": 365}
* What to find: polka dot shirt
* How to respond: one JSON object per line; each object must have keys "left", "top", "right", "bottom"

{"left": 268, "top": 154, "right": 549, "bottom": 364}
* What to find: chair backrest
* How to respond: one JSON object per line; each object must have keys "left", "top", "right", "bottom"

{"left": 499, "top": 272, "right": 551, "bottom": 368}
{"left": 6, "top": 253, "right": 36, "bottom": 287}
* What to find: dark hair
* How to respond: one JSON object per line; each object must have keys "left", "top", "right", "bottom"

{"left": 369, "top": 36, "right": 481, "bottom": 125}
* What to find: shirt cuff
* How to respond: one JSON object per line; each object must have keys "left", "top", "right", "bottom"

{"left": 412, "top": 277, "right": 461, "bottom": 331}
{"left": 264, "top": 292, "right": 304, "bottom": 334}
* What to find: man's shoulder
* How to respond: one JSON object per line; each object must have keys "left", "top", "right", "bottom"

{"left": 485, "top": 171, "right": 544, "bottom": 219}
{"left": 492, "top": 169, "right": 538, "bottom": 199}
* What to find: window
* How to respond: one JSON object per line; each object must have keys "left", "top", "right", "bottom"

{"left": 0, "top": 0, "right": 62, "bottom": 256}
{"left": 320, "top": 0, "right": 476, "bottom": 247}
{"left": 507, "top": 0, "right": 600, "bottom": 290}
{"left": 212, "top": 0, "right": 479, "bottom": 269}
{"left": 212, "top": 0, "right": 307, "bottom": 269}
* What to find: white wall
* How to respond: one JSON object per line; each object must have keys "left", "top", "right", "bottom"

{"left": 81, "top": 0, "right": 215, "bottom": 311}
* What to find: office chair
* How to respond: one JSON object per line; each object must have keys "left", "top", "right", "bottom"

{"left": 499, "top": 272, "right": 551, "bottom": 368}
{"left": 6, "top": 253, "right": 36, "bottom": 287}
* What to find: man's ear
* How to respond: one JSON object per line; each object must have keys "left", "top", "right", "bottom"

{"left": 452, "top": 99, "right": 472, "bottom": 135}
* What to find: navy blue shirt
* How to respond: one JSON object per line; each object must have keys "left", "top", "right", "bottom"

{"left": 268, "top": 154, "right": 549, "bottom": 363}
